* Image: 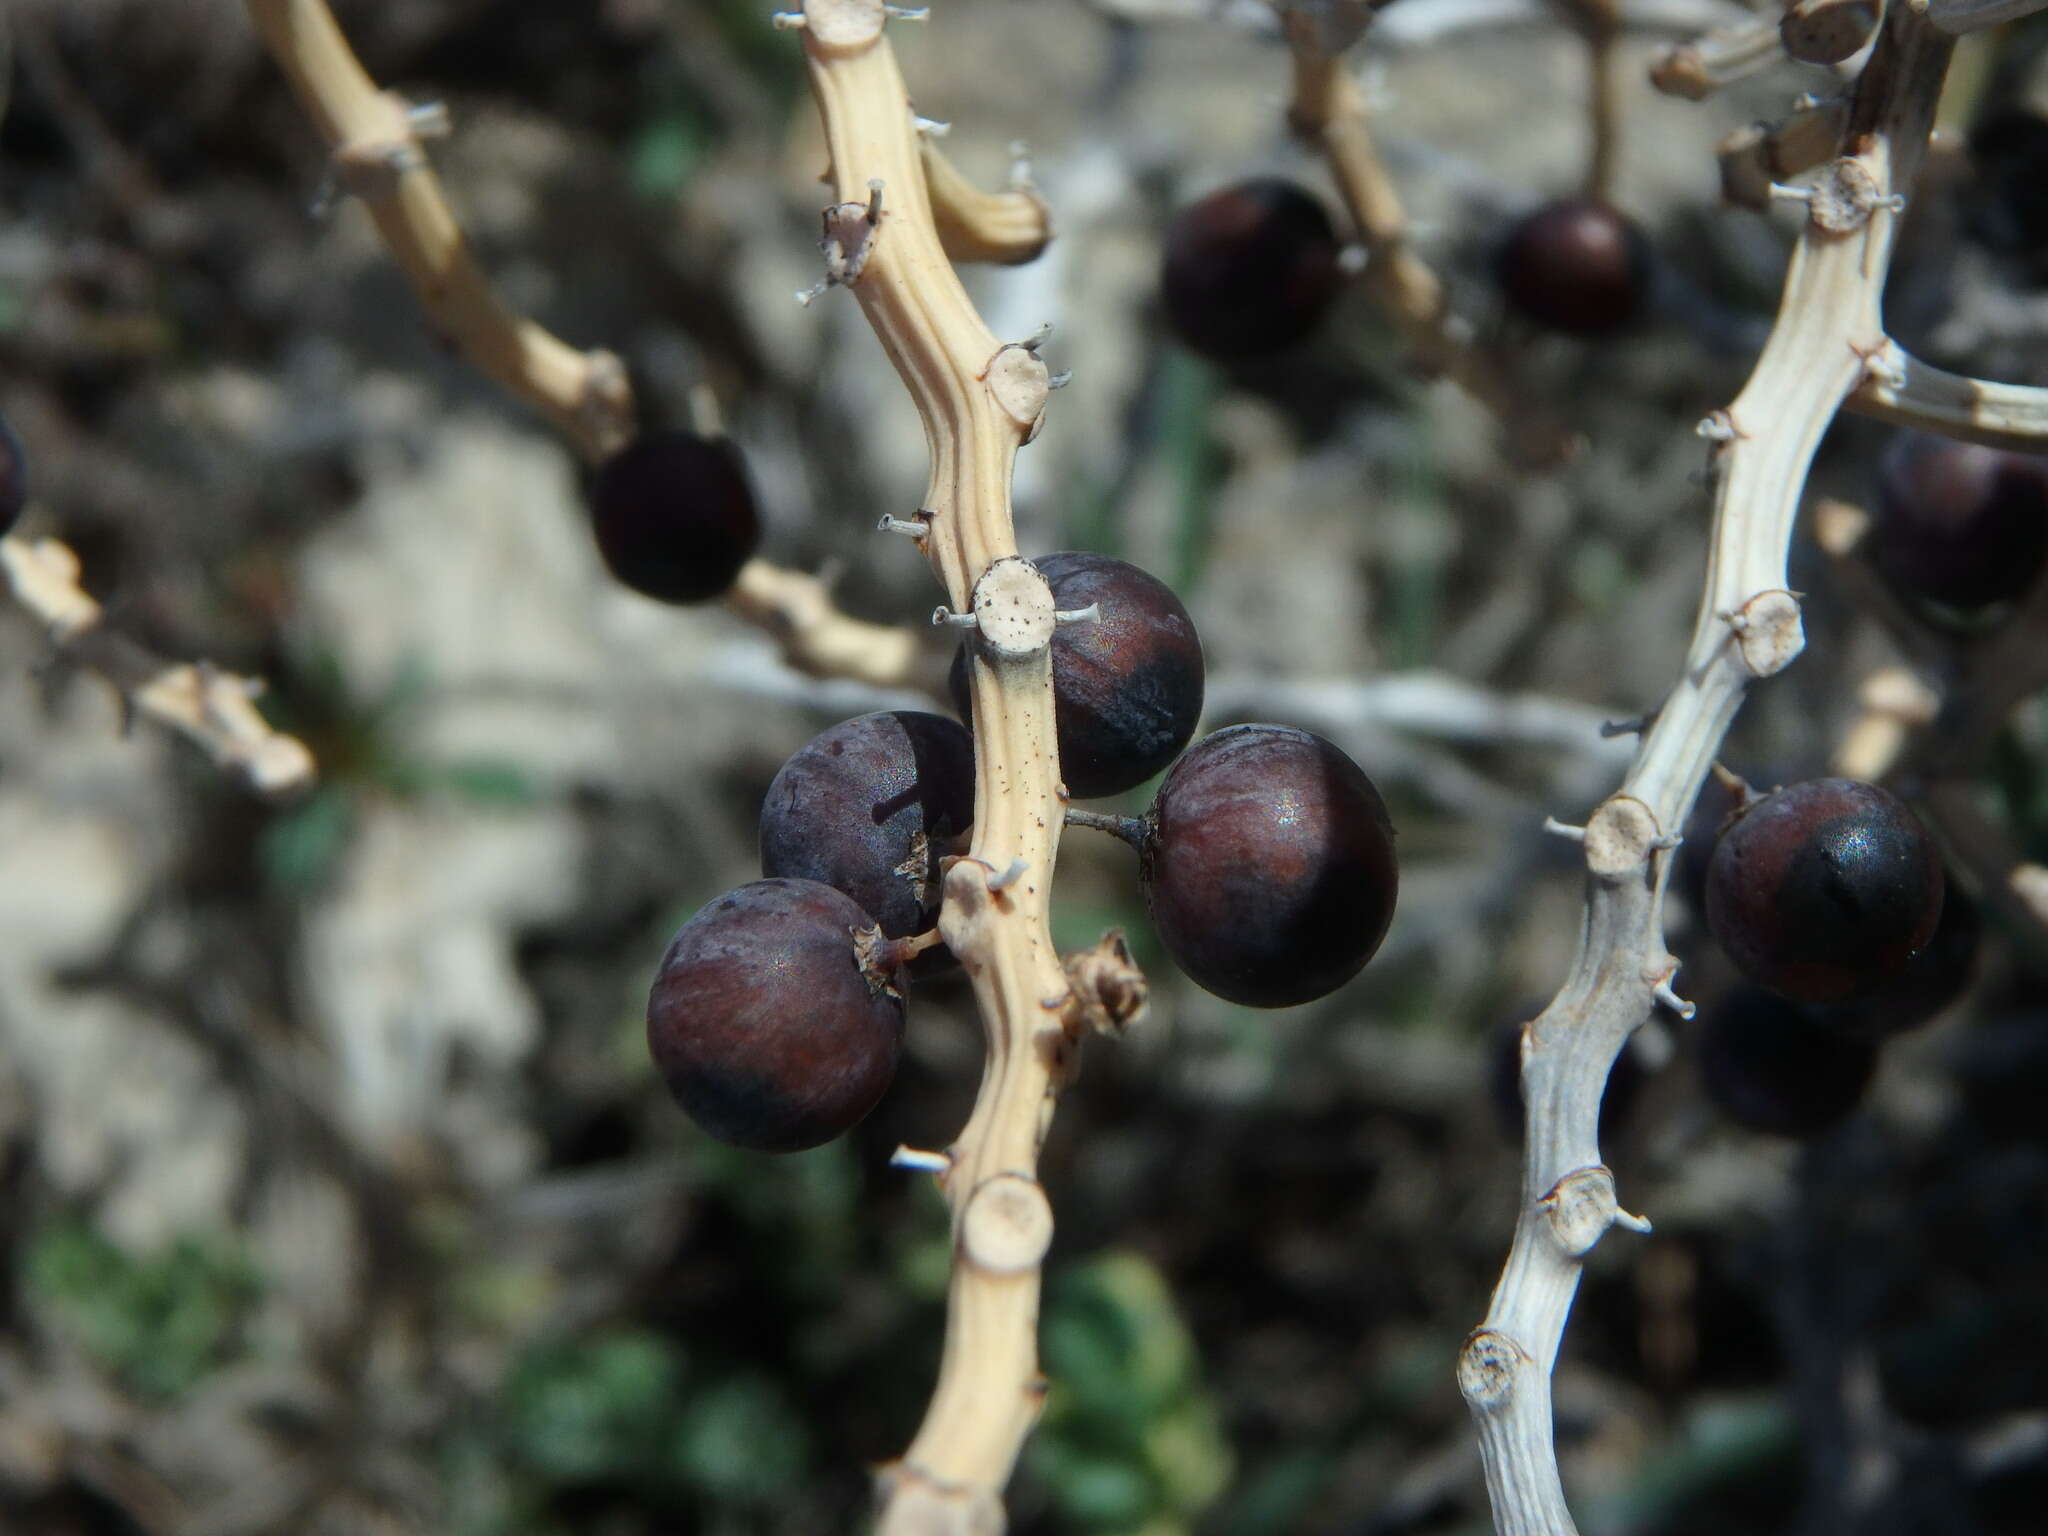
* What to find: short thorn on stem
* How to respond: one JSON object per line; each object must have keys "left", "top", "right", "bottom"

{"left": 878, "top": 511, "right": 933, "bottom": 538}
{"left": 1542, "top": 816, "right": 1587, "bottom": 842}
{"left": 931, "top": 605, "right": 979, "bottom": 629}
{"left": 1053, "top": 602, "right": 1100, "bottom": 627}
{"left": 884, "top": 4, "right": 931, "bottom": 20}
{"left": 1063, "top": 809, "right": 1147, "bottom": 850}
{"left": 914, "top": 115, "right": 952, "bottom": 137}
{"left": 986, "top": 857, "right": 1030, "bottom": 893}
{"left": 770, "top": 11, "right": 807, "bottom": 30}
{"left": 1600, "top": 712, "right": 1656, "bottom": 738}
{"left": 1652, "top": 973, "right": 1697, "bottom": 1020}
{"left": 891, "top": 1145, "right": 953, "bottom": 1174}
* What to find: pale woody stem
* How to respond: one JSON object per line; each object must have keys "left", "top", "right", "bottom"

{"left": 1464, "top": 6, "right": 1954, "bottom": 1533}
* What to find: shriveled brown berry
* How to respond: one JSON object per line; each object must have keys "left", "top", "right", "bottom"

{"left": 1495, "top": 198, "right": 1651, "bottom": 336}
{"left": 950, "top": 552, "right": 1204, "bottom": 799}
{"left": 1141, "top": 724, "right": 1397, "bottom": 1008}
{"left": 1705, "top": 778, "right": 1944, "bottom": 1005}
{"left": 646, "top": 879, "right": 904, "bottom": 1152}
{"left": 588, "top": 429, "right": 760, "bottom": 604}
{"left": 1160, "top": 178, "right": 1344, "bottom": 361}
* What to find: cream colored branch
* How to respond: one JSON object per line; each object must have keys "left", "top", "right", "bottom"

{"left": 242, "top": 0, "right": 633, "bottom": 463}
{"left": 1, "top": 534, "right": 315, "bottom": 794}
{"left": 1461, "top": 8, "right": 1951, "bottom": 1534}
{"left": 1650, "top": 16, "right": 1783, "bottom": 99}
{"left": 1279, "top": 14, "right": 1576, "bottom": 466}
{"left": 1845, "top": 348, "right": 2048, "bottom": 449}
{"left": 1718, "top": 99, "right": 1849, "bottom": 208}
{"left": 244, "top": 0, "right": 932, "bottom": 694}
{"left": 1926, "top": 0, "right": 2048, "bottom": 32}
{"left": 724, "top": 559, "right": 923, "bottom": 688}
{"left": 791, "top": 3, "right": 1088, "bottom": 1531}
{"left": 923, "top": 141, "right": 1054, "bottom": 266}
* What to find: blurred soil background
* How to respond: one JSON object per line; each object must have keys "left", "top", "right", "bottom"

{"left": 3, "top": 1, "right": 2048, "bottom": 1532}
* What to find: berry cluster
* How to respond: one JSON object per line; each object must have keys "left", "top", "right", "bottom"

{"left": 651, "top": 548, "right": 1402, "bottom": 1151}
{"left": 1692, "top": 775, "right": 1973, "bottom": 1137}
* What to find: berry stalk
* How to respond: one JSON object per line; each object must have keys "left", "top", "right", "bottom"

{"left": 1462, "top": 6, "right": 1953, "bottom": 1532}
{"left": 789, "top": 2, "right": 1085, "bottom": 1529}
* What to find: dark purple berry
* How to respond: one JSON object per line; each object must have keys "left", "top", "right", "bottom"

{"left": 1819, "top": 876, "right": 1979, "bottom": 1042}
{"left": 1964, "top": 111, "right": 2048, "bottom": 276}
{"left": 1160, "top": 179, "right": 1344, "bottom": 361}
{"left": 1699, "top": 984, "right": 1878, "bottom": 1137}
{"left": 1140, "top": 724, "right": 1397, "bottom": 1008}
{"left": 588, "top": 429, "right": 760, "bottom": 604}
{"left": 0, "top": 414, "right": 24, "bottom": 536}
{"left": 647, "top": 878, "right": 905, "bottom": 1152}
{"left": 759, "top": 711, "right": 975, "bottom": 968}
{"left": 950, "top": 552, "right": 1204, "bottom": 800}
{"left": 1705, "top": 778, "right": 1944, "bottom": 1005}
{"left": 1495, "top": 198, "right": 1651, "bottom": 337}
{"left": 1870, "top": 431, "right": 2048, "bottom": 612}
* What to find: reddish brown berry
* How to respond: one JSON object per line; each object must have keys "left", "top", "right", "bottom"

{"left": 1160, "top": 179, "right": 1344, "bottom": 361}
{"left": 588, "top": 429, "right": 760, "bottom": 604}
{"left": 1495, "top": 198, "right": 1651, "bottom": 336}
{"left": 1141, "top": 724, "right": 1397, "bottom": 1008}
{"left": 1705, "top": 778, "right": 1944, "bottom": 1005}
{"left": 1870, "top": 431, "right": 2048, "bottom": 612}
{"left": 646, "top": 879, "right": 904, "bottom": 1152}
{"left": 950, "top": 552, "right": 1204, "bottom": 799}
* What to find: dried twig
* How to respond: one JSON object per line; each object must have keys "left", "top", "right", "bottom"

{"left": 1461, "top": 8, "right": 1952, "bottom": 1532}
{"left": 1, "top": 534, "right": 315, "bottom": 794}
{"left": 1650, "top": 15, "right": 1784, "bottom": 100}
{"left": 241, "top": 0, "right": 927, "bottom": 691}
{"left": 1278, "top": 10, "right": 1576, "bottom": 466}
{"left": 784, "top": 2, "right": 1092, "bottom": 1530}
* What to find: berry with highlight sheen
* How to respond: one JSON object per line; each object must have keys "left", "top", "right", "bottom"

{"left": 588, "top": 429, "right": 760, "bottom": 604}
{"left": 1699, "top": 985, "right": 1878, "bottom": 1138}
{"left": 1870, "top": 431, "right": 2048, "bottom": 612}
{"left": 950, "top": 552, "right": 1204, "bottom": 799}
{"left": 1140, "top": 724, "right": 1397, "bottom": 1008}
{"left": 1160, "top": 178, "right": 1344, "bottom": 361}
{"left": 646, "top": 879, "right": 905, "bottom": 1152}
{"left": 1705, "top": 778, "right": 1944, "bottom": 1005}
{"left": 759, "top": 711, "right": 975, "bottom": 953}
{"left": 1496, "top": 198, "right": 1651, "bottom": 336}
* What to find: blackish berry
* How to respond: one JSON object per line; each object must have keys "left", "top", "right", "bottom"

{"left": 0, "top": 412, "right": 25, "bottom": 535}
{"left": 759, "top": 711, "right": 975, "bottom": 967}
{"left": 950, "top": 552, "right": 1204, "bottom": 800}
{"left": 1699, "top": 984, "right": 1877, "bottom": 1137}
{"left": 1870, "top": 431, "right": 2048, "bottom": 612}
{"left": 1705, "top": 778, "right": 1944, "bottom": 1005}
{"left": 1140, "top": 724, "right": 1397, "bottom": 1008}
{"left": 646, "top": 878, "right": 905, "bottom": 1152}
{"left": 1495, "top": 198, "right": 1651, "bottom": 337}
{"left": 1160, "top": 178, "right": 1344, "bottom": 361}
{"left": 587, "top": 429, "right": 760, "bottom": 604}
{"left": 1819, "top": 877, "right": 1979, "bottom": 1042}
{"left": 1964, "top": 111, "right": 2048, "bottom": 276}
